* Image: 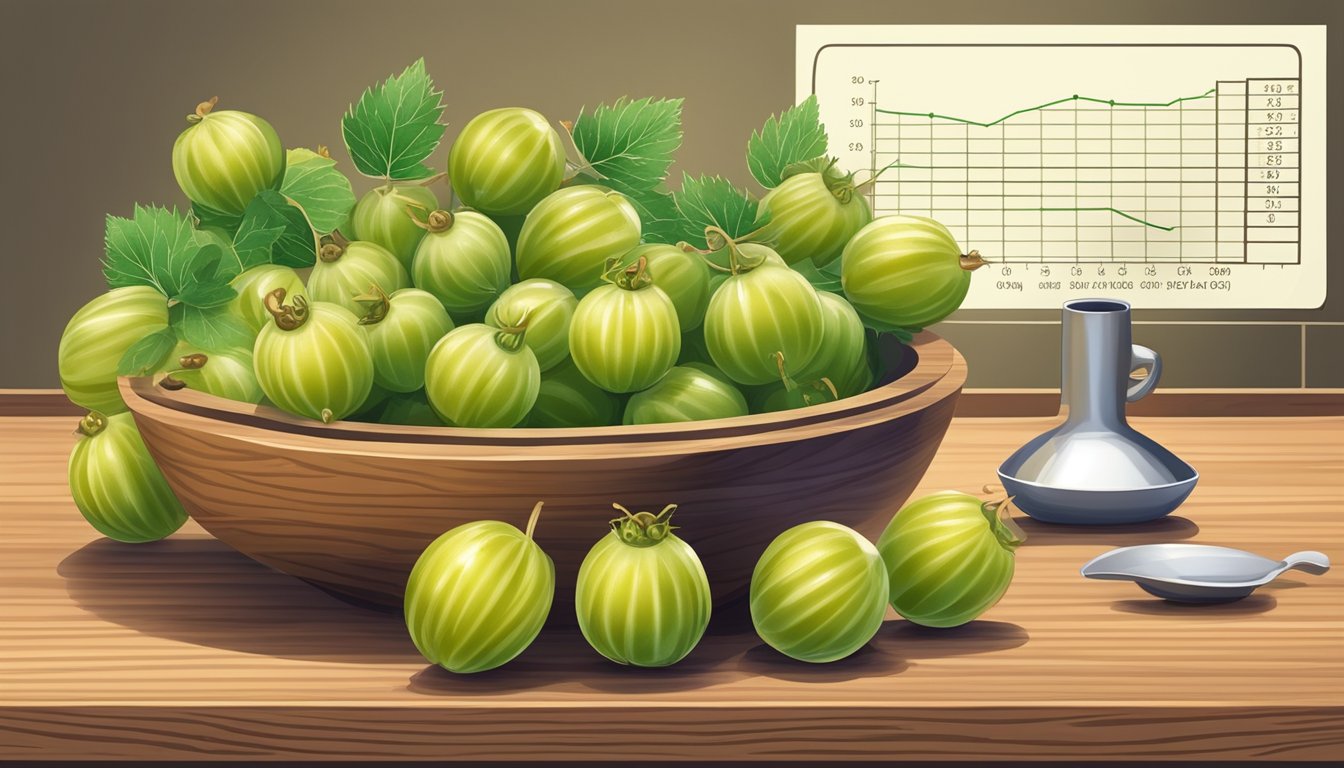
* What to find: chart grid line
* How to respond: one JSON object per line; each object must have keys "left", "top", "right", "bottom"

{"left": 804, "top": 34, "right": 1323, "bottom": 309}
{"left": 868, "top": 75, "right": 1301, "bottom": 265}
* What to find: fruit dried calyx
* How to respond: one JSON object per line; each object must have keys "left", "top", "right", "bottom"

{"left": 263, "top": 287, "right": 310, "bottom": 331}
{"left": 609, "top": 503, "right": 678, "bottom": 547}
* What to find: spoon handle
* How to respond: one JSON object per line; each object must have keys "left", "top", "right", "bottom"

{"left": 1282, "top": 551, "right": 1331, "bottom": 576}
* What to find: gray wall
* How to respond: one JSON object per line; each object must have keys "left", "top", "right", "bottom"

{"left": 2, "top": 0, "right": 1340, "bottom": 389}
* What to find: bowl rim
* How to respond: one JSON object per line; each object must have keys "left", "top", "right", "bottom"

{"left": 119, "top": 332, "right": 963, "bottom": 454}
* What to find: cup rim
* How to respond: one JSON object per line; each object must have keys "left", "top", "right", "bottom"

{"left": 1064, "top": 298, "right": 1131, "bottom": 313}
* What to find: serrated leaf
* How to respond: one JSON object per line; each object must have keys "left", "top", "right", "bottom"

{"left": 232, "top": 200, "right": 286, "bottom": 266}
{"left": 186, "top": 243, "right": 223, "bottom": 283}
{"left": 747, "top": 95, "right": 829, "bottom": 189}
{"left": 102, "top": 205, "right": 202, "bottom": 296}
{"left": 171, "top": 303, "right": 255, "bottom": 351}
{"left": 782, "top": 155, "right": 842, "bottom": 182}
{"left": 191, "top": 201, "right": 243, "bottom": 235}
{"left": 269, "top": 199, "right": 320, "bottom": 268}
{"left": 341, "top": 59, "right": 446, "bottom": 180}
{"left": 281, "top": 148, "right": 356, "bottom": 234}
{"left": 116, "top": 328, "right": 178, "bottom": 377}
{"left": 233, "top": 190, "right": 318, "bottom": 269}
{"left": 570, "top": 97, "right": 683, "bottom": 192}
{"left": 598, "top": 178, "right": 692, "bottom": 245}
{"left": 673, "top": 174, "right": 764, "bottom": 247}
{"left": 193, "top": 227, "right": 244, "bottom": 282}
{"left": 175, "top": 281, "right": 237, "bottom": 309}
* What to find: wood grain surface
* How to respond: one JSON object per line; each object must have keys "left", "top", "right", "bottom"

{"left": 0, "top": 414, "right": 1341, "bottom": 761}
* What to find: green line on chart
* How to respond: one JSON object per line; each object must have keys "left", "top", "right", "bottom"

{"left": 874, "top": 160, "right": 930, "bottom": 173}
{"left": 1008, "top": 207, "right": 1177, "bottom": 231}
{"left": 875, "top": 88, "right": 1216, "bottom": 128}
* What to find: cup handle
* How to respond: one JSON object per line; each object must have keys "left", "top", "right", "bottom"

{"left": 1127, "top": 345, "right": 1161, "bottom": 402}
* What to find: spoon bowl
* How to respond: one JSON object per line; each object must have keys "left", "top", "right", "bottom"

{"left": 1081, "top": 544, "right": 1330, "bottom": 603}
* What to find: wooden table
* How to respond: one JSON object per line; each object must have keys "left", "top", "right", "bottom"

{"left": 2, "top": 414, "right": 1341, "bottom": 762}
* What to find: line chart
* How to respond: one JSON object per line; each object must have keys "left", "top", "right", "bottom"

{"left": 876, "top": 88, "right": 1217, "bottom": 128}
{"left": 868, "top": 78, "right": 1299, "bottom": 266}
{"left": 802, "top": 28, "right": 1326, "bottom": 309}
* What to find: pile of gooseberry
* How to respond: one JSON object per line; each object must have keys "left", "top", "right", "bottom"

{"left": 62, "top": 105, "right": 984, "bottom": 436}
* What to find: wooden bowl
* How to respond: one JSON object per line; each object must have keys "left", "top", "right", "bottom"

{"left": 122, "top": 332, "right": 966, "bottom": 614}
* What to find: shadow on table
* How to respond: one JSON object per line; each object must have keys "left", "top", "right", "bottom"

{"left": 1015, "top": 515, "right": 1199, "bottom": 546}
{"left": 1110, "top": 593, "right": 1278, "bottom": 617}
{"left": 875, "top": 619, "right": 1030, "bottom": 658}
{"left": 411, "top": 616, "right": 1032, "bottom": 696}
{"left": 737, "top": 641, "right": 909, "bottom": 682}
{"left": 1261, "top": 578, "right": 1309, "bottom": 591}
{"left": 58, "top": 536, "right": 419, "bottom": 663}
{"left": 408, "top": 619, "right": 753, "bottom": 696}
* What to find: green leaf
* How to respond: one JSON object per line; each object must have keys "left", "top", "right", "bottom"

{"left": 116, "top": 327, "right": 178, "bottom": 377}
{"left": 191, "top": 201, "right": 243, "bottom": 235}
{"left": 175, "top": 255, "right": 237, "bottom": 309}
{"left": 103, "top": 204, "right": 207, "bottom": 297}
{"left": 673, "top": 174, "right": 764, "bottom": 247}
{"left": 175, "top": 282, "right": 237, "bottom": 308}
{"left": 747, "top": 95, "right": 829, "bottom": 189}
{"left": 193, "top": 227, "right": 244, "bottom": 282}
{"left": 570, "top": 97, "right": 683, "bottom": 192}
{"left": 791, "top": 259, "right": 843, "bottom": 294}
{"left": 186, "top": 242, "right": 223, "bottom": 283}
{"left": 855, "top": 309, "right": 919, "bottom": 343}
{"left": 233, "top": 190, "right": 318, "bottom": 269}
{"left": 782, "top": 154, "right": 843, "bottom": 182}
{"left": 341, "top": 58, "right": 446, "bottom": 180}
{"left": 595, "top": 178, "right": 692, "bottom": 245}
{"left": 172, "top": 242, "right": 236, "bottom": 307}
{"left": 632, "top": 190, "right": 694, "bottom": 245}
{"left": 280, "top": 148, "right": 356, "bottom": 234}
{"left": 232, "top": 199, "right": 287, "bottom": 266}
{"left": 268, "top": 199, "right": 320, "bottom": 268}
{"left": 170, "top": 303, "right": 255, "bottom": 351}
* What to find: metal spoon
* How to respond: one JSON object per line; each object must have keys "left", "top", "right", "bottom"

{"left": 1081, "top": 544, "right": 1330, "bottom": 603}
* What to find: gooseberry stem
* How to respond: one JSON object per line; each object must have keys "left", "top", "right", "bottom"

{"left": 318, "top": 241, "right": 344, "bottom": 263}
{"left": 608, "top": 503, "right": 679, "bottom": 547}
{"left": 417, "top": 171, "right": 449, "bottom": 188}
{"left": 773, "top": 350, "right": 795, "bottom": 390}
{"left": 603, "top": 255, "right": 652, "bottom": 290}
{"left": 186, "top": 96, "right": 218, "bottom": 124}
{"left": 981, "top": 497, "right": 1027, "bottom": 551}
{"left": 853, "top": 158, "right": 905, "bottom": 193}
{"left": 264, "top": 288, "right": 310, "bottom": 331}
{"left": 493, "top": 310, "right": 531, "bottom": 352}
{"left": 960, "top": 251, "right": 989, "bottom": 271}
{"left": 409, "top": 207, "right": 455, "bottom": 234}
{"left": 178, "top": 353, "right": 208, "bottom": 370}
{"left": 354, "top": 283, "right": 392, "bottom": 325}
{"left": 817, "top": 377, "right": 839, "bottom": 399}
{"left": 525, "top": 501, "right": 545, "bottom": 540}
{"left": 76, "top": 411, "right": 108, "bottom": 438}
{"left": 733, "top": 223, "right": 773, "bottom": 245}
{"left": 703, "top": 225, "right": 771, "bottom": 274}
{"left": 556, "top": 119, "right": 599, "bottom": 184}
